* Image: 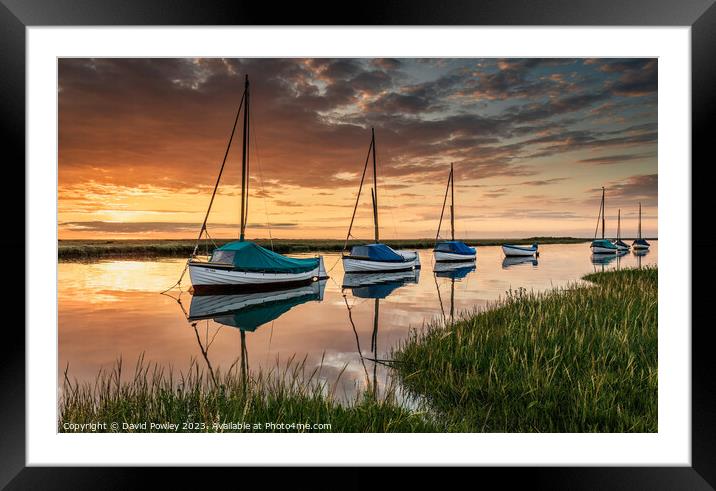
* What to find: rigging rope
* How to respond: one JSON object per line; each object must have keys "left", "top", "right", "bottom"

{"left": 162, "top": 89, "right": 245, "bottom": 293}
{"left": 343, "top": 138, "right": 374, "bottom": 253}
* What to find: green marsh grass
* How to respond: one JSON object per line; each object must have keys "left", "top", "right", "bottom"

{"left": 59, "top": 355, "right": 439, "bottom": 433}
{"left": 393, "top": 267, "right": 658, "bottom": 432}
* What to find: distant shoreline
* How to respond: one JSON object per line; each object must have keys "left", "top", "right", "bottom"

{"left": 57, "top": 237, "right": 657, "bottom": 261}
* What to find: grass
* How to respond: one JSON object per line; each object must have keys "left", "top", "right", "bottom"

{"left": 58, "top": 237, "right": 590, "bottom": 260}
{"left": 59, "top": 268, "right": 657, "bottom": 433}
{"left": 59, "top": 356, "right": 440, "bottom": 433}
{"left": 392, "top": 266, "right": 658, "bottom": 432}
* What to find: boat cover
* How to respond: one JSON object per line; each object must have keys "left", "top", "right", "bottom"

{"left": 590, "top": 239, "right": 617, "bottom": 249}
{"left": 632, "top": 238, "right": 650, "bottom": 247}
{"left": 434, "top": 240, "right": 476, "bottom": 255}
{"left": 211, "top": 241, "right": 319, "bottom": 273}
{"left": 212, "top": 292, "right": 319, "bottom": 331}
{"left": 349, "top": 243, "right": 404, "bottom": 262}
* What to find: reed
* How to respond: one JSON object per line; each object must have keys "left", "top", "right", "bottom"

{"left": 393, "top": 267, "right": 658, "bottom": 432}
{"left": 59, "top": 355, "right": 439, "bottom": 433}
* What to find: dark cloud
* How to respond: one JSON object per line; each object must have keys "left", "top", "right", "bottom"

{"left": 59, "top": 57, "right": 657, "bottom": 195}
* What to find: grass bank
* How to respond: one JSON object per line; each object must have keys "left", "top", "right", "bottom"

{"left": 393, "top": 267, "right": 658, "bottom": 432}
{"left": 58, "top": 237, "right": 589, "bottom": 261}
{"left": 59, "top": 357, "right": 439, "bottom": 433}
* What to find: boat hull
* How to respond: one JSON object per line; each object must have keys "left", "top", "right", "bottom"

{"left": 434, "top": 250, "right": 476, "bottom": 262}
{"left": 342, "top": 255, "right": 418, "bottom": 273}
{"left": 502, "top": 245, "right": 537, "bottom": 257}
{"left": 188, "top": 260, "right": 322, "bottom": 293}
{"left": 590, "top": 245, "right": 617, "bottom": 254}
{"left": 632, "top": 243, "right": 650, "bottom": 250}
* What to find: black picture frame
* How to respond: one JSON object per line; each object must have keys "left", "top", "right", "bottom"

{"left": 6, "top": 0, "right": 713, "bottom": 487}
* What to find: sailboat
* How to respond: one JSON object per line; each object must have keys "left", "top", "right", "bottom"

{"left": 590, "top": 187, "right": 618, "bottom": 254}
{"left": 613, "top": 209, "right": 630, "bottom": 251}
{"left": 341, "top": 128, "right": 420, "bottom": 273}
{"left": 433, "top": 163, "right": 476, "bottom": 262}
{"left": 187, "top": 75, "right": 327, "bottom": 292}
{"left": 632, "top": 202, "right": 650, "bottom": 250}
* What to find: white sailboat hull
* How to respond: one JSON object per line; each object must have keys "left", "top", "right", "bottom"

{"left": 342, "top": 256, "right": 418, "bottom": 273}
{"left": 434, "top": 251, "right": 476, "bottom": 262}
{"left": 615, "top": 244, "right": 630, "bottom": 251}
{"left": 590, "top": 246, "right": 618, "bottom": 254}
{"left": 189, "top": 260, "right": 322, "bottom": 288}
{"left": 502, "top": 245, "right": 537, "bottom": 257}
{"left": 632, "top": 244, "right": 650, "bottom": 250}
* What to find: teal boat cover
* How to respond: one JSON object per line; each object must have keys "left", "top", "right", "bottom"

{"left": 213, "top": 292, "right": 319, "bottom": 331}
{"left": 211, "top": 241, "right": 318, "bottom": 274}
{"left": 590, "top": 239, "right": 617, "bottom": 250}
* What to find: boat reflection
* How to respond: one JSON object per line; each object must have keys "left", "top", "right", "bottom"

{"left": 502, "top": 256, "right": 539, "bottom": 269}
{"left": 433, "top": 261, "right": 476, "bottom": 279}
{"left": 342, "top": 270, "right": 420, "bottom": 398}
{"left": 591, "top": 250, "right": 628, "bottom": 272}
{"left": 184, "top": 280, "right": 326, "bottom": 388}
{"left": 633, "top": 248, "right": 649, "bottom": 269}
{"left": 433, "top": 261, "right": 475, "bottom": 325}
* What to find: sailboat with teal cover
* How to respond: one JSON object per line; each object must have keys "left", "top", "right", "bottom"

{"left": 187, "top": 75, "right": 326, "bottom": 292}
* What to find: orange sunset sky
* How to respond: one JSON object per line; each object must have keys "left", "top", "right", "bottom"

{"left": 58, "top": 58, "right": 657, "bottom": 240}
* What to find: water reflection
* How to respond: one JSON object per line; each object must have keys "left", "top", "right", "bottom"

{"left": 633, "top": 248, "right": 649, "bottom": 269}
{"left": 501, "top": 256, "right": 539, "bottom": 269}
{"left": 342, "top": 270, "right": 420, "bottom": 397}
{"left": 58, "top": 243, "right": 658, "bottom": 389}
{"left": 591, "top": 250, "right": 628, "bottom": 272}
{"left": 184, "top": 281, "right": 327, "bottom": 388}
{"left": 433, "top": 261, "right": 475, "bottom": 324}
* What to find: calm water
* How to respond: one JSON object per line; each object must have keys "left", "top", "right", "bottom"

{"left": 58, "top": 242, "right": 657, "bottom": 399}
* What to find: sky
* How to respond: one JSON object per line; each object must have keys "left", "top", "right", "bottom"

{"left": 58, "top": 58, "right": 657, "bottom": 240}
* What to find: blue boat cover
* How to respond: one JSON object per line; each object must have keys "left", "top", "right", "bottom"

{"left": 213, "top": 292, "right": 319, "bottom": 331}
{"left": 434, "top": 240, "right": 476, "bottom": 255}
{"left": 591, "top": 239, "right": 617, "bottom": 249}
{"left": 632, "top": 238, "right": 650, "bottom": 246}
{"left": 349, "top": 243, "right": 404, "bottom": 262}
{"left": 211, "top": 241, "right": 319, "bottom": 274}
{"left": 434, "top": 264, "right": 476, "bottom": 279}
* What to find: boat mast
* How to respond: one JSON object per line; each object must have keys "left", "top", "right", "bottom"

{"left": 450, "top": 163, "right": 455, "bottom": 241}
{"left": 617, "top": 209, "right": 621, "bottom": 241}
{"left": 371, "top": 127, "right": 379, "bottom": 243}
{"left": 638, "top": 202, "right": 642, "bottom": 239}
{"left": 436, "top": 166, "right": 451, "bottom": 244}
{"left": 601, "top": 187, "right": 605, "bottom": 239}
{"left": 240, "top": 74, "right": 250, "bottom": 241}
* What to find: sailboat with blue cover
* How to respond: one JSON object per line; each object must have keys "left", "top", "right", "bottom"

{"left": 590, "top": 186, "right": 618, "bottom": 254}
{"left": 341, "top": 129, "right": 420, "bottom": 273}
{"left": 188, "top": 75, "right": 326, "bottom": 292}
{"left": 433, "top": 163, "right": 476, "bottom": 262}
{"left": 632, "top": 202, "right": 650, "bottom": 250}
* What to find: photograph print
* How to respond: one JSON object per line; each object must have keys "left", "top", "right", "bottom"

{"left": 58, "top": 57, "right": 657, "bottom": 434}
